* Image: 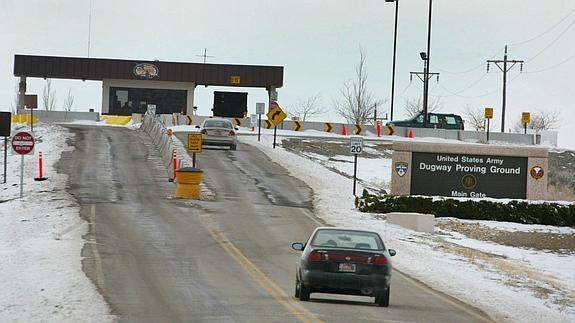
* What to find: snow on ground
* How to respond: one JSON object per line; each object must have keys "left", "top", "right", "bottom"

{"left": 239, "top": 131, "right": 575, "bottom": 323}
{"left": 0, "top": 123, "right": 112, "bottom": 322}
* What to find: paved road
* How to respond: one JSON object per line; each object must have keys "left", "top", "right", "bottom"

{"left": 58, "top": 125, "right": 492, "bottom": 323}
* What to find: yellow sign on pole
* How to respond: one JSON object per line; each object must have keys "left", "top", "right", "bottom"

{"left": 267, "top": 102, "right": 287, "bottom": 126}
{"left": 353, "top": 124, "right": 362, "bottom": 135}
{"left": 385, "top": 125, "right": 395, "bottom": 136}
{"left": 187, "top": 133, "right": 203, "bottom": 153}
{"left": 484, "top": 107, "right": 493, "bottom": 119}
{"left": 522, "top": 112, "right": 531, "bottom": 125}
{"left": 264, "top": 120, "right": 272, "bottom": 129}
{"left": 324, "top": 123, "right": 333, "bottom": 133}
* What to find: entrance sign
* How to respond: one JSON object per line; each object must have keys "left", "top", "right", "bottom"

{"left": 12, "top": 132, "right": 35, "bottom": 155}
{"left": 410, "top": 152, "right": 527, "bottom": 199}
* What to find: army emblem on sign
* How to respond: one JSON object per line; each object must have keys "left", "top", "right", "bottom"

{"left": 530, "top": 165, "right": 544, "bottom": 180}
{"left": 461, "top": 174, "right": 478, "bottom": 189}
{"left": 395, "top": 162, "right": 408, "bottom": 177}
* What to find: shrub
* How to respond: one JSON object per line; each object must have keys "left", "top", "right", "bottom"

{"left": 356, "top": 192, "right": 575, "bottom": 227}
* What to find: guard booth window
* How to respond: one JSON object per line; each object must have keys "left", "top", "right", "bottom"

{"left": 109, "top": 87, "right": 187, "bottom": 115}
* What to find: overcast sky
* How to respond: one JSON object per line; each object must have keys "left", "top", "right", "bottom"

{"left": 1, "top": 0, "right": 574, "bottom": 149}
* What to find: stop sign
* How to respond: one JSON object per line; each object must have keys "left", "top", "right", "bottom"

{"left": 12, "top": 131, "right": 35, "bottom": 155}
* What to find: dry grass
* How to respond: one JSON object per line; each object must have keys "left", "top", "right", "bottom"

{"left": 434, "top": 238, "right": 575, "bottom": 309}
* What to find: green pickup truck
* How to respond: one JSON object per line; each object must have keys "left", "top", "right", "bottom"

{"left": 387, "top": 113, "right": 465, "bottom": 130}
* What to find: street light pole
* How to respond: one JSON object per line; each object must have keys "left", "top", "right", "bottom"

{"left": 422, "top": 0, "right": 433, "bottom": 128}
{"left": 386, "top": 0, "right": 399, "bottom": 121}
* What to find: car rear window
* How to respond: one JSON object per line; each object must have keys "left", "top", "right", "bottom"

{"left": 204, "top": 120, "right": 233, "bottom": 128}
{"left": 445, "top": 116, "right": 457, "bottom": 125}
{"left": 311, "top": 229, "right": 384, "bottom": 250}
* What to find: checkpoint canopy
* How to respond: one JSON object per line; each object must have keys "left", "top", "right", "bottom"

{"left": 13, "top": 54, "right": 284, "bottom": 116}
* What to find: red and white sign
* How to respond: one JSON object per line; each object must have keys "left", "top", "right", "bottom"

{"left": 12, "top": 131, "right": 35, "bottom": 155}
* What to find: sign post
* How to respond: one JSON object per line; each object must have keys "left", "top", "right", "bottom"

{"left": 266, "top": 102, "right": 287, "bottom": 149}
{"left": 350, "top": 136, "right": 364, "bottom": 196}
{"left": 11, "top": 131, "right": 35, "bottom": 198}
{"left": 187, "top": 133, "right": 203, "bottom": 168}
{"left": 256, "top": 102, "right": 265, "bottom": 142}
{"left": 24, "top": 95, "right": 38, "bottom": 132}
{"left": 522, "top": 112, "right": 531, "bottom": 134}
{"left": 0, "top": 112, "right": 11, "bottom": 184}
{"left": 484, "top": 107, "right": 493, "bottom": 143}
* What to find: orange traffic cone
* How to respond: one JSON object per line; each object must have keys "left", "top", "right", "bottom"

{"left": 342, "top": 125, "right": 347, "bottom": 136}
{"left": 408, "top": 129, "right": 414, "bottom": 138}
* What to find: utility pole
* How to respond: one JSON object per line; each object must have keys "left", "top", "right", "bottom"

{"left": 487, "top": 45, "right": 524, "bottom": 132}
{"left": 422, "top": 0, "right": 433, "bottom": 128}
{"left": 410, "top": 65, "right": 439, "bottom": 116}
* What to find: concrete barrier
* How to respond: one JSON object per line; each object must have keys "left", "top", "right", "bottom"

{"left": 17, "top": 109, "right": 99, "bottom": 122}
{"left": 387, "top": 212, "right": 435, "bottom": 233}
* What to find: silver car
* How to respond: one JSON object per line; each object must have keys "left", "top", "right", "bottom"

{"left": 197, "top": 118, "right": 238, "bottom": 150}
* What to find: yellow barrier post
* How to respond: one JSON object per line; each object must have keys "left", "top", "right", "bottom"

{"left": 175, "top": 167, "right": 203, "bottom": 199}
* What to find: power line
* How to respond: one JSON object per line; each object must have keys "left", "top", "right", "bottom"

{"left": 509, "top": 6, "right": 575, "bottom": 47}
{"left": 431, "top": 47, "right": 503, "bottom": 75}
{"left": 525, "top": 18, "right": 575, "bottom": 62}
{"left": 523, "top": 53, "right": 575, "bottom": 73}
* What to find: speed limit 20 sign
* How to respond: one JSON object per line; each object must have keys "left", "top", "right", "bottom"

{"left": 350, "top": 136, "right": 363, "bottom": 154}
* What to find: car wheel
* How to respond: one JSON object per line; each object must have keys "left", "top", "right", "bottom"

{"left": 230, "top": 144, "right": 237, "bottom": 151}
{"left": 298, "top": 280, "right": 310, "bottom": 301}
{"left": 375, "top": 287, "right": 390, "bottom": 307}
{"left": 294, "top": 279, "right": 300, "bottom": 298}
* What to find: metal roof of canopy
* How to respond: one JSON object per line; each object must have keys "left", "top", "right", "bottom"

{"left": 13, "top": 54, "right": 283, "bottom": 88}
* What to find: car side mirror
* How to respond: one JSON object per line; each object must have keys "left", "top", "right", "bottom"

{"left": 195, "top": 125, "right": 200, "bottom": 129}
{"left": 291, "top": 242, "right": 304, "bottom": 251}
{"left": 388, "top": 249, "right": 396, "bottom": 257}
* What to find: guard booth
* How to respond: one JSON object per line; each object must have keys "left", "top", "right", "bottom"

{"left": 13, "top": 55, "right": 283, "bottom": 116}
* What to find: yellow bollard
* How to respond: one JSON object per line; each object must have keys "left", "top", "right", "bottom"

{"left": 175, "top": 167, "right": 203, "bottom": 199}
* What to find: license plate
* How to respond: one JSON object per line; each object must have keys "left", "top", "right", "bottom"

{"left": 339, "top": 263, "right": 356, "bottom": 273}
{"left": 211, "top": 130, "right": 226, "bottom": 136}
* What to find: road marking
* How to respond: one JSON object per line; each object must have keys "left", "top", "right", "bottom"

{"left": 207, "top": 228, "right": 323, "bottom": 323}
{"left": 393, "top": 269, "right": 493, "bottom": 322}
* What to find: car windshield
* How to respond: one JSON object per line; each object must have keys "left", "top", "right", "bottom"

{"left": 311, "top": 229, "right": 384, "bottom": 250}
{"left": 203, "top": 120, "right": 233, "bottom": 129}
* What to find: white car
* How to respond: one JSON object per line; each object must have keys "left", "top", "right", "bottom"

{"left": 197, "top": 118, "right": 238, "bottom": 150}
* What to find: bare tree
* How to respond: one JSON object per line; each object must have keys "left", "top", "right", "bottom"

{"left": 286, "top": 94, "right": 325, "bottom": 121}
{"left": 464, "top": 106, "right": 487, "bottom": 131}
{"left": 10, "top": 81, "right": 19, "bottom": 114}
{"left": 63, "top": 88, "right": 75, "bottom": 112}
{"left": 404, "top": 97, "right": 442, "bottom": 118}
{"left": 514, "top": 109, "right": 560, "bottom": 133}
{"left": 335, "top": 49, "right": 382, "bottom": 125}
{"left": 42, "top": 79, "right": 56, "bottom": 111}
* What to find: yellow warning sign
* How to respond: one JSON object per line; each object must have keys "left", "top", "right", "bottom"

{"left": 267, "top": 102, "right": 287, "bottom": 126}
{"left": 293, "top": 121, "right": 302, "bottom": 131}
{"left": 353, "top": 124, "right": 362, "bottom": 135}
{"left": 187, "top": 133, "right": 203, "bottom": 153}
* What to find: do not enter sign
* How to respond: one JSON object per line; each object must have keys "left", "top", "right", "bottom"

{"left": 12, "top": 131, "right": 35, "bottom": 155}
